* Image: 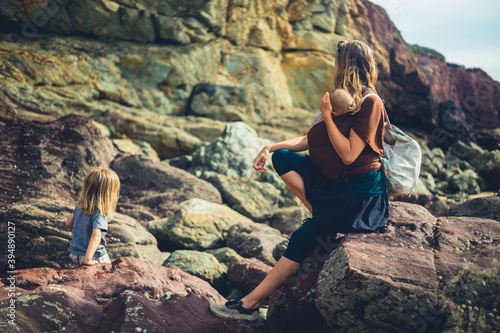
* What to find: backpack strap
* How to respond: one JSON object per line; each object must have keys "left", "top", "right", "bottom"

{"left": 361, "top": 93, "right": 391, "bottom": 128}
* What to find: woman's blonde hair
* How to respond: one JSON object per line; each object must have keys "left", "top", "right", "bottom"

{"left": 77, "top": 167, "right": 120, "bottom": 218}
{"left": 334, "top": 40, "right": 378, "bottom": 114}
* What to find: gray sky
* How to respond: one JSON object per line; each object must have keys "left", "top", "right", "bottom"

{"left": 368, "top": 0, "right": 500, "bottom": 81}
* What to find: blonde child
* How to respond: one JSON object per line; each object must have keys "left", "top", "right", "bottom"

{"left": 65, "top": 167, "right": 120, "bottom": 266}
{"left": 309, "top": 88, "right": 354, "bottom": 131}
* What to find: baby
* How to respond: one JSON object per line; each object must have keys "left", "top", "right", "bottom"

{"left": 329, "top": 88, "right": 354, "bottom": 116}
{"left": 309, "top": 88, "right": 354, "bottom": 130}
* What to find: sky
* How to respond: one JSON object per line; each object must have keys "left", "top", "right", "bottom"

{"left": 368, "top": 0, "right": 500, "bottom": 82}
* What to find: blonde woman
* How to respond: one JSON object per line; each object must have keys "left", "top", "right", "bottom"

{"left": 210, "top": 40, "right": 389, "bottom": 320}
{"left": 65, "top": 167, "right": 121, "bottom": 266}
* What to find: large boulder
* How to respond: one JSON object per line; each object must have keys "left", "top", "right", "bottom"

{"left": 0, "top": 114, "right": 117, "bottom": 208}
{"left": 187, "top": 83, "right": 261, "bottom": 122}
{"left": 0, "top": 199, "right": 163, "bottom": 270}
{"left": 111, "top": 154, "right": 222, "bottom": 222}
{"left": 227, "top": 258, "right": 272, "bottom": 294}
{"left": 205, "top": 247, "right": 244, "bottom": 271}
{"left": 271, "top": 206, "right": 312, "bottom": 234}
{"left": 0, "top": 257, "right": 265, "bottom": 332}
{"left": 313, "top": 202, "right": 500, "bottom": 333}
{"left": 201, "top": 172, "right": 281, "bottom": 222}
{"left": 189, "top": 122, "right": 272, "bottom": 178}
{"left": 449, "top": 195, "right": 500, "bottom": 221}
{"left": 470, "top": 150, "right": 500, "bottom": 190}
{"left": 163, "top": 250, "right": 226, "bottom": 291}
{"left": 147, "top": 198, "right": 253, "bottom": 251}
{"left": 227, "top": 222, "right": 288, "bottom": 266}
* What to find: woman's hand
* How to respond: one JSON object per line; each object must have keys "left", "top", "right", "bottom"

{"left": 320, "top": 92, "right": 333, "bottom": 118}
{"left": 253, "top": 146, "right": 270, "bottom": 173}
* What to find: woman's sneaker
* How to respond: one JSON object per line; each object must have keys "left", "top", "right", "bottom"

{"left": 210, "top": 299, "right": 259, "bottom": 320}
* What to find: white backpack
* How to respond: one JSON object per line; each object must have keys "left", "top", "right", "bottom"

{"left": 361, "top": 94, "right": 422, "bottom": 196}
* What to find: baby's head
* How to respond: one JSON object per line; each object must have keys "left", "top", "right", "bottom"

{"left": 329, "top": 89, "right": 354, "bottom": 116}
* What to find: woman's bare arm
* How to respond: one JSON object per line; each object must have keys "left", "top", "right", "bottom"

{"left": 320, "top": 92, "right": 367, "bottom": 165}
{"left": 253, "top": 135, "right": 308, "bottom": 173}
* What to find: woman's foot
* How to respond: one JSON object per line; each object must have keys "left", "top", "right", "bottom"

{"left": 210, "top": 299, "right": 259, "bottom": 321}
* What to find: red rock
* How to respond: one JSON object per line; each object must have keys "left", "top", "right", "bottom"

{"left": 357, "top": 0, "right": 500, "bottom": 136}
{"left": 226, "top": 258, "right": 272, "bottom": 293}
{"left": 267, "top": 251, "right": 332, "bottom": 333}
{"left": 0, "top": 257, "right": 266, "bottom": 332}
{"left": 434, "top": 216, "right": 500, "bottom": 281}
{"left": 390, "top": 194, "right": 456, "bottom": 217}
{"left": 313, "top": 202, "right": 500, "bottom": 332}
{"left": 99, "top": 290, "right": 265, "bottom": 333}
{"left": 449, "top": 195, "right": 500, "bottom": 221}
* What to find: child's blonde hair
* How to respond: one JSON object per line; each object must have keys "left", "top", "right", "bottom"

{"left": 77, "top": 167, "right": 120, "bottom": 218}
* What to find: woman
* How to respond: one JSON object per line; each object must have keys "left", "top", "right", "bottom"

{"left": 210, "top": 40, "right": 389, "bottom": 321}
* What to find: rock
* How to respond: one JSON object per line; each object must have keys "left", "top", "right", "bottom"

{"left": 413, "top": 178, "right": 433, "bottom": 195}
{"left": 271, "top": 206, "right": 312, "bottom": 234}
{"left": 13, "top": 256, "right": 223, "bottom": 301}
{"left": 147, "top": 198, "right": 253, "bottom": 251}
{"left": 111, "top": 154, "right": 222, "bottom": 222}
{"left": 272, "top": 239, "right": 289, "bottom": 262}
{"left": 390, "top": 194, "right": 455, "bottom": 217}
{"left": 449, "top": 170, "right": 483, "bottom": 194}
{"left": 1, "top": 0, "right": 499, "bottom": 151}
{"left": 0, "top": 114, "right": 117, "bottom": 208}
{"left": 312, "top": 202, "right": 500, "bottom": 332}
{"left": 112, "top": 138, "right": 160, "bottom": 161}
{"left": 201, "top": 172, "right": 281, "bottom": 221}
{"left": 267, "top": 253, "right": 333, "bottom": 333}
{"left": 227, "top": 222, "right": 288, "bottom": 266}
{"left": 281, "top": 51, "right": 336, "bottom": 112}
{"left": 0, "top": 257, "right": 265, "bottom": 332}
{"left": 259, "top": 170, "right": 304, "bottom": 207}
{"left": 187, "top": 83, "right": 261, "bottom": 122}
{"left": 0, "top": 284, "right": 103, "bottom": 332}
{"left": 0, "top": 0, "right": 227, "bottom": 43}
{"left": 167, "top": 155, "right": 193, "bottom": 171}
{"left": 0, "top": 199, "right": 163, "bottom": 270}
{"left": 163, "top": 250, "right": 226, "bottom": 290}
{"left": 449, "top": 140, "right": 485, "bottom": 160}
{"left": 189, "top": 122, "right": 272, "bottom": 178}
{"left": 449, "top": 195, "right": 500, "bottom": 221}
{"left": 470, "top": 150, "right": 500, "bottom": 190}
{"left": 419, "top": 171, "right": 437, "bottom": 193}
{"left": 205, "top": 247, "right": 244, "bottom": 271}
{"left": 98, "top": 290, "right": 266, "bottom": 333}
{"left": 226, "top": 258, "right": 272, "bottom": 294}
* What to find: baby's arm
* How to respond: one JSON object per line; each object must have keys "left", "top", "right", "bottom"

{"left": 65, "top": 213, "right": 74, "bottom": 228}
{"left": 82, "top": 228, "right": 102, "bottom": 265}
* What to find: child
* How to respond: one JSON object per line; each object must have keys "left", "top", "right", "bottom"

{"left": 65, "top": 167, "right": 120, "bottom": 266}
{"left": 309, "top": 88, "right": 354, "bottom": 130}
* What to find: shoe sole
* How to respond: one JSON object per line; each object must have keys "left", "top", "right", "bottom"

{"left": 210, "top": 303, "right": 259, "bottom": 321}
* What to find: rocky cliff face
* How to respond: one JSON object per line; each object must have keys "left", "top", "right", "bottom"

{"left": 1, "top": 0, "right": 499, "bottom": 156}
{"left": 1, "top": 1, "right": 499, "bottom": 332}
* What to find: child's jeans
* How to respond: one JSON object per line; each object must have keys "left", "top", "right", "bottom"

{"left": 69, "top": 252, "right": 111, "bottom": 265}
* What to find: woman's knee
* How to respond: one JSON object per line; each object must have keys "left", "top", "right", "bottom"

{"left": 272, "top": 148, "right": 292, "bottom": 176}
